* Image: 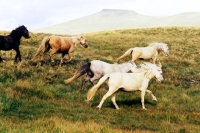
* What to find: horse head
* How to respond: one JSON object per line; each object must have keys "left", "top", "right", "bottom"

{"left": 161, "top": 44, "right": 169, "bottom": 56}
{"left": 142, "top": 62, "right": 164, "bottom": 83}
{"left": 79, "top": 36, "right": 88, "bottom": 48}
{"left": 20, "top": 25, "right": 31, "bottom": 39}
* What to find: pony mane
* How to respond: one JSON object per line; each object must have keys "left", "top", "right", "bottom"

{"left": 9, "top": 25, "right": 26, "bottom": 36}
{"left": 148, "top": 42, "right": 167, "bottom": 47}
{"left": 134, "top": 62, "right": 157, "bottom": 73}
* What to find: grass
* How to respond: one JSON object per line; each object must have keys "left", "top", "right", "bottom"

{"left": 0, "top": 27, "right": 200, "bottom": 132}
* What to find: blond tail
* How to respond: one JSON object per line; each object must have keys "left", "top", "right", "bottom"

{"left": 116, "top": 48, "right": 133, "bottom": 63}
{"left": 86, "top": 74, "right": 110, "bottom": 101}
{"left": 64, "top": 62, "right": 91, "bottom": 84}
{"left": 32, "top": 36, "right": 50, "bottom": 60}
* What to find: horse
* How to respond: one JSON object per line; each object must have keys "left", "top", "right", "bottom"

{"left": 86, "top": 62, "right": 164, "bottom": 110}
{"left": 116, "top": 42, "right": 169, "bottom": 64}
{"left": 0, "top": 25, "right": 30, "bottom": 62}
{"left": 64, "top": 60, "right": 137, "bottom": 90}
{"left": 32, "top": 35, "right": 88, "bottom": 66}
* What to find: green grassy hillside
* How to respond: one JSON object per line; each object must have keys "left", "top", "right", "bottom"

{"left": 0, "top": 27, "right": 200, "bottom": 132}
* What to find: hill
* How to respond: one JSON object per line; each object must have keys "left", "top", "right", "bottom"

{"left": 34, "top": 9, "right": 200, "bottom": 34}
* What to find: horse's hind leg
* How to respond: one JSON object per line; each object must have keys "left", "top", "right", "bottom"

{"left": 131, "top": 51, "right": 141, "bottom": 62}
{"left": 81, "top": 76, "right": 90, "bottom": 90}
{"left": 59, "top": 53, "right": 65, "bottom": 66}
{"left": 111, "top": 93, "right": 120, "bottom": 109}
{"left": 81, "top": 73, "right": 95, "bottom": 90}
{"left": 0, "top": 54, "right": 3, "bottom": 62}
{"left": 40, "top": 47, "right": 50, "bottom": 65}
{"left": 49, "top": 49, "right": 58, "bottom": 65}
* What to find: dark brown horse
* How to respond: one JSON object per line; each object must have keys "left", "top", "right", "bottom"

{"left": 32, "top": 35, "right": 88, "bottom": 66}
{"left": 0, "top": 25, "right": 30, "bottom": 62}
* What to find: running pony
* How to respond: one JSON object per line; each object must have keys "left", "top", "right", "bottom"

{"left": 116, "top": 42, "right": 169, "bottom": 64}
{"left": 0, "top": 25, "right": 30, "bottom": 62}
{"left": 64, "top": 60, "right": 136, "bottom": 90}
{"left": 32, "top": 35, "right": 88, "bottom": 66}
{"left": 86, "top": 62, "right": 163, "bottom": 110}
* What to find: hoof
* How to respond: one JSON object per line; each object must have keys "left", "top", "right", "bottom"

{"left": 142, "top": 108, "right": 147, "bottom": 110}
{"left": 96, "top": 106, "right": 101, "bottom": 110}
{"left": 152, "top": 96, "right": 157, "bottom": 102}
{"left": 50, "top": 62, "right": 56, "bottom": 66}
{"left": 39, "top": 60, "right": 44, "bottom": 66}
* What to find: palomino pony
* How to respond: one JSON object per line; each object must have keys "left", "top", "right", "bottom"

{"left": 116, "top": 42, "right": 169, "bottom": 64}
{"left": 32, "top": 35, "right": 88, "bottom": 66}
{"left": 64, "top": 60, "right": 137, "bottom": 90}
{"left": 86, "top": 62, "right": 164, "bottom": 110}
{"left": 0, "top": 25, "right": 30, "bottom": 62}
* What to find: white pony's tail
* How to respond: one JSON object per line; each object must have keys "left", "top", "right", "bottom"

{"left": 116, "top": 48, "right": 133, "bottom": 63}
{"left": 32, "top": 36, "right": 50, "bottom": 60}
{"left": 86, "top": 74, "right": 110, "bottom": 101}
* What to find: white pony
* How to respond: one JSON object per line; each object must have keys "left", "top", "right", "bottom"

{"left": 86, "top": 62, "right": 163, "bottom": 110}
{"left": 64, "top": 60, "right": 137, "bottom": 90}
{"left": 116, "top": 42, "right": 169, "bottom": 64}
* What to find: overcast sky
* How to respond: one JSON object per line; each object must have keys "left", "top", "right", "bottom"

{"left": 1, "top": 0, "right": 200, "bottom": 31}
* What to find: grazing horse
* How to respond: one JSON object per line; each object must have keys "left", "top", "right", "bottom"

{"left": 86, "top": 62, "right": 164, "bottom": 110}
{"left": 116, "top": 42, "right": 169, "bottom": 64}
{"left": 32, "top": 35, "right": 88, "bottom": 66}
{"left": 0, "top": 25, "right": 30, "bottom": 62}
{"left": 64, "top": 60, "right": 137, "bottom": 90}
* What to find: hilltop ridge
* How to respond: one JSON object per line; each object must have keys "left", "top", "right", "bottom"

{"left": 34, "top": 9, "right": 200, "bottom": 34}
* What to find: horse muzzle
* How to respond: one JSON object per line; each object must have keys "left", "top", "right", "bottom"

{"left": 83, "top": 44, "right": 88, "bottom": 48}
{"left": 25, "top": 35, "right": 31, "bottom": 39}
{"left": 163, "top": 52, "right": 169, "bottom": 56}
{"left": 157, "top": 78, "right": 164, "bottom": 83}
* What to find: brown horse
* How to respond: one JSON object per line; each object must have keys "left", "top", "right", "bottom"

{"left": 32, "top": 35, "right": 88, "bottom": 66}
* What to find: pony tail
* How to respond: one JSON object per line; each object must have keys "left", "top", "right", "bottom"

{"left": 32, "top": 36, "right": 50, "bottom": 60}
{"left": 64, "top": 62, "right": 91, "bottom": 84}
{"left": 116, "top": 48, "right": 133, "bottom": 63}
{"left": 86, "top": 74, "right": 109, "bottom": 101}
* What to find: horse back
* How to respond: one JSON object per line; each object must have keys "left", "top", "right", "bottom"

{"left": 0, "top": 36, "right": 16, "bottom": 50}
{"left": 133, "top": 47, "right": 156, "bottom": 59}
{"left": 49, "top": 36, "right": 72, "bottom": 52}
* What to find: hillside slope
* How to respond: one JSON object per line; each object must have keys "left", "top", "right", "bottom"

{"left": 34, "top": 9, "right": 200, "bottom": 34}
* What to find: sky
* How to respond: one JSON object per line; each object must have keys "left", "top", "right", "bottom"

{"left": 1, "top": 0, "right": 200, "bottom": 31}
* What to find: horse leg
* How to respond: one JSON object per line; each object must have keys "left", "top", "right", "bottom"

{"left": 49, "top": 49, "right": 58, "bottom": 65}
{"left": 131, "top": 51, "right": 141, "bottom": 62}
{"left": 66, "top": 52, "right": 73, "bottom": 63}
{"left": 146, "top": 89, "right": 157, "bottom": 101}
{"left": 14, "top": 48, "right": 21, "bottom": 62}
{"left": 97, "top": 90, "right": 114, "bottom": 109}
{"left": 40, "top": 47, "right": 50, "bottom": 65}
{"left": 59, "top": 53, "right": 65, "bottom": 67}
{"left": 141, "top": 90, "right": 147, "bottom": 110}
{"left": 152, "top": 57, "right": 157, "bottom": 64}
{"left": 111, "top": 93, "right": 120, "bottom": 109}
{"left": 152, "top": 52, "right": 158, "bottom": 64}
{"left": 81, "top": 76, "right": 91, "bottom": 90}
{"left": 0, "top": 55, "right": 3, "bottom": 62}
